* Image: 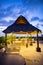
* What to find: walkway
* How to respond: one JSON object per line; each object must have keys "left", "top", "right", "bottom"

{"left": 0, "top": 53, "right": 26, "bottom": 65}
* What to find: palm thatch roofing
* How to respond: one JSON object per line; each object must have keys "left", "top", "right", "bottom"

{"left": 3, "top": 15, "right": 41, "bottom": 34}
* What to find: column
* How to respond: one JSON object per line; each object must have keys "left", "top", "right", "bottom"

{"left": 36, "top": 31, "right": 41, "bottom": 52}
{"left": 26, "top": 33, "right": 28, "bottom": 48}
{"left": 5, "top": 33, "right": 7, "bottom": 46}
{"left": 5, "top": 33, "right": 7, "bottom": 52}
{"left": 30, "top": 34, "right": 33, "bottom": 46}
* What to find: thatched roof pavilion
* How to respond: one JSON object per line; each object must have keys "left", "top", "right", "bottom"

{"left": 3, "top": 15, "right": 41, "bottom": 52}
{"left": 3, "top": 15, "right": 41, "bottom": 34}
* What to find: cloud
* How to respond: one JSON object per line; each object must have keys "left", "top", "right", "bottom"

{"left": 0, "top": 16, "right": 16, "bottom": 22}
{"left": 30, "top": 21, "right": 39, "bottom": 26}
{"left": 0, "top": 31, "right": 5, "bottom": 37}
{"left": 12, "top": 8, "right": 21, "bottom": 14}
{"left": 38, "top": 24, "right": 43, "bottom": 33}
{"left": 0, "top": 23, "right": 3, "bottom": 26}
{"left": 0, "top": 0, "right": 43, "bottom": 34}
{"left": 0, "top": 0, "right": 23, "bottom": 19}
{"left": 30, "top": 17, "right": 43, "bottom": 32}
{"left": 0, "top": 3, "right": 23, "bottom": 19}
{"left": 30, "top": 20, "right": 43, "bottom": 33}
{"left": 2, "top": 17, "right": 15, "bottom": 22}
{"left": 22, "top": 0, "right": 43, "bottom": 19}
{"left": 31, "top": 17, "right": 39, "bottom": 21}
{"left": 0, "top": 26, "right": 7, "bottom": 36}
{"left": 30, "top": 17, "right": 43, "bottom": 26}
{"left": 41, "top": 24, "right": 43, "bottom": 26}
{"left": 23, "top": 0, "right": 43, "bottom": 7}
{"left": 39, "top": 19, "right": 43, "bottom": 22}
{"left": 0, "top": 26, "right": 7, "bottom": 31}
{"left": 0, "top": 0, "right": 43, "bottom": 20}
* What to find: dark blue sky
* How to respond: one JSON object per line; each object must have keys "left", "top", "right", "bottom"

{"left": 0, "top": 0, "right": 43, "bottom": 36}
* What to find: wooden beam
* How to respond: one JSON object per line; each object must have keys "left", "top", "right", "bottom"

{"left": 5, "top": 33, "right": 7, "bottom": 47}
{"left": 26, "top": 33, "right": 28, "bottom": 48}
{"left": 36, "top": 31, "right": 41, "bottom": 52}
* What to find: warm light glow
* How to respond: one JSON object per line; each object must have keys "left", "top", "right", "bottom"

{"left": 6, "top": 38, "right": 43, "bottom": 65}
{"left": 29, "top": 30, "right": 41, "bottom": 35}
{"left": 10, "top": 30, "right": 41, "bottom": 35}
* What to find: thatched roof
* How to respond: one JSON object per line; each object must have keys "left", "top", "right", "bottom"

{"left": 3, "top": 15, "right": 41, "bottom": 34}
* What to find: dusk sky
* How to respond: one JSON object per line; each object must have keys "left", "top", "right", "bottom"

{"left": 0, "top": 0, "right": 43, "bottom": 36}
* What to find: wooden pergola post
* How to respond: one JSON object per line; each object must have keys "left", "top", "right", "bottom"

{"left": 5, "top": 33, "right": 7, "bottom": 51}
{"left": 36, "top": 31, "right": 41, "bottom": 52}
{"left": 26, "top": 33, "right": 28, "bottom": 48}
{"left": 30, "top": 34, "right": 33, "bottom": 46}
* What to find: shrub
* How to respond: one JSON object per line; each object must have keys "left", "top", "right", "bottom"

{"left": 0, "top": 36, "right": 5, "bottom": 44}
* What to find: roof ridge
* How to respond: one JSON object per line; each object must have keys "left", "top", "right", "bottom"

{"left": 14, "top": 15, "right": 29, "bottom": 24}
